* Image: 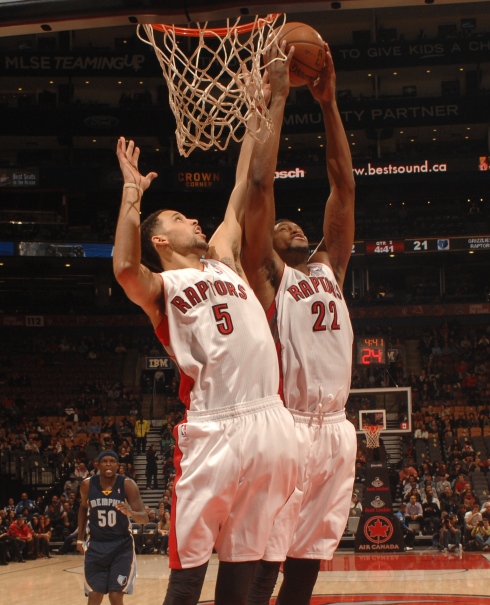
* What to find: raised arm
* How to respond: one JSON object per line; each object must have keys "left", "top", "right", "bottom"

{"left": 113, "top": 137, "right": 162, "bottom": 327}
{"left": 241, "top": 42, "right": 293, "bottom": 307}
{"left": 308, "top": 44, "right": 355, "bottom": 289}
{"left": 207, "top": 111, "right": 261, "bottom": 278}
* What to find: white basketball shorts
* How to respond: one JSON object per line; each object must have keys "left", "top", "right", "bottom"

{"left": 169, "top": 395, "right": 297, "bottom": 569}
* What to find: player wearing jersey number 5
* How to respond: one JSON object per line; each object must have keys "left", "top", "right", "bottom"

{"left": 113, "top": 124, "right": 297, "bottom": 605}
{"left": 77, "top": 451, "right": 148, "bottom": 605}
{"left": 242, "top": 43, "right": 357, "bottom": 605}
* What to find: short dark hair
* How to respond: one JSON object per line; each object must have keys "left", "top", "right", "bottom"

{"left": 141, "top": 209, "right": 166, "bottom": 273}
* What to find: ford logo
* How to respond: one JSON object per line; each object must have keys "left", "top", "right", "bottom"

{"left": 84, "top": 115, "right": 120, "bottom": 129}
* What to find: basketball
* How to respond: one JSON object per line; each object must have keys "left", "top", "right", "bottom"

{"left": 275, "top": 22, "right": 325, "bottom": 87}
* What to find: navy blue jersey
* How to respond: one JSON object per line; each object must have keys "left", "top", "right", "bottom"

{"left": 87, "top": 474, "right": 131, "bottom": 541}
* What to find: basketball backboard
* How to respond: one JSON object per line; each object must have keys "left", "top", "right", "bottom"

{"left": 347, "top": 387, "right": 412, "bottom": 434}
{"left": 359, "top": 408, "right": 386, "bottom": 431}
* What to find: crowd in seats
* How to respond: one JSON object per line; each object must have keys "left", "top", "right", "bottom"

{"left": 351, "top": 319, "right": 490, "bottom": 550}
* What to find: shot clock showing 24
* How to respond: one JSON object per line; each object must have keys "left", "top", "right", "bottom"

{"left": 355, "top": 336, "right": 386, "bottom": 366}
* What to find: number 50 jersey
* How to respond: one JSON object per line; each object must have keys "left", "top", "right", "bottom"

{"left": 155, "top": 259, "right": 280, "bottom": 412}
{"left": 271, "top": 262, "right": 353, "bottom": 414}
{"left": 87, "top": 474, "right": 130, "bottom": 541}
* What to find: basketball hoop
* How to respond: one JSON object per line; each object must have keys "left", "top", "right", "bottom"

{"left": 363, "top": 425, "right": 383, "bottom": 449}
{"left": 137, "top": 14, "right": 286, "bottom": 157}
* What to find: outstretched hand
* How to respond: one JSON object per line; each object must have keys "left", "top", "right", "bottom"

{"left": 116, "top": 137, "right": 158, "bottom": 192}
{"left": 308, "top": 42, "right": 336, "bottom": 104}
{"left": 264, "top": 39, "right": 294, "bottom": 101}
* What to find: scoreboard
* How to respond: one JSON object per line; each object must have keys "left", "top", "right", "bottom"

{"left": 352, "top": 235, "right": 490, "bottom": 256}
{"left": 355, "top": 337, "right": 386, "bottom": 366}
{"left": 405, "top": 236, "right": 490, "bottom": 252}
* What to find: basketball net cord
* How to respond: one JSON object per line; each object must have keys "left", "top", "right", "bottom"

{"left": 363, "top": 426, "right": 383, "bottom": 449}
{"left": 137, "top": 14, "right": 286, "bottom": 157}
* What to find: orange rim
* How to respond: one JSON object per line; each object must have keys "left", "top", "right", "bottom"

{"left": 364, "top": 426, "right": 382, "bottom": 434}
{"left": 151, "top": 13, "right": 281, "bottom": 37}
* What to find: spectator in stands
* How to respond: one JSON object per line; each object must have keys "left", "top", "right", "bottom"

{"left": 60, "top": 502, "right": 77, "bottom": 537}
{"left": 414, "top": 421, "right": 428, "bottom": 441}
{"left": 464, "top": 503, "right": 482, "bottom": 547}
{"left": 30, "top": 515, "right": 52, "bottom": 558}
{"left": 15, "top": 493, "right": 36, "bottom": 519}
{"left": 3, "top": 498, "right": 16, "bottom": 516}
{"left": 74, "top": 462, "right": 89, "bottom": 481}
{"left": 0, "top": 512, "right": 24, "bottom": 562}
{"left": 406, "top": 495, "right": 424, "bottom": 532}
{"left": 395, "top": 503, "right": 415, "bottom": 551}
{"left": 158, "top": 510, "right": 171, "bottom": 555}
{"left": 135, "top": 414, "right": 150, "bottom": 455}
{"left": 402, "top": 475, "right": 419, "bottom": 498}
{"left": 126, "top": 462, "right": 137, "bottom": 481}
{"left": 8, "top": 515, "right": 34, "bottom": 559}
{"left": 88, "top": 457, "right": 99, "bottom": 476}
{"left": 452, "top": 473, "right": 469, "bottom": 495}
{"left": 64, "top": 473, "right": 80, "bottom": 497}
{"left": 440, "top": 514, "right": 462, "bottom": 553}
{"left": 350, "top": 493, "right": 362, "bottom": 512}
{"left": 44, "top": 495, "right": 61, "bottom": 516}
{"left": 439, "top": 486, "right": 460, "bottom": 514}
{"left": 57, "top": 527, "right": 79, "bottom": 555}
{"left": 145, "top": 444, "right": 159, "bottom": 490}
{"left": 399, "top": 463, "right": 418, "bottom": 485}
{"left": 422, "top": 494, "right": 441, "bottom": 536}
{"left": 480, "top": 499, "right": 490, "bottom": 517}
{"left": 461, "top": 487, "right": 478, "bottom": 509}
{"left": 87, "top": 418, "right": 101, "bottom": 435}
{"left": 471, "top": 519, "right": 490, "bottom": 551}
{"left": 354, "top": 461, "right": 366, "bottom": 485}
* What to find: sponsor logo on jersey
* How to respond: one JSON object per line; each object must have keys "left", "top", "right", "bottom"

{"left": 180, "top": 424, "right": 187, "bottom": 439}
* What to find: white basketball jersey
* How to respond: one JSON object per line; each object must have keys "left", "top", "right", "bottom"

{"left": 155, "top": 259, "right": 279, "bottom": 412}
{"left": 272, "top": 262, "right": 353, "bottom": 413}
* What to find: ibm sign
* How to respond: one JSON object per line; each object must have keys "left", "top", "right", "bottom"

{"left": 146, "top": 357, "right": 171, "bottom": 370}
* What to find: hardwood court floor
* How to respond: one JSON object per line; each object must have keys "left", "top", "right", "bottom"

{"left": 1, "top": 549, "right": 490, "bottom": 604}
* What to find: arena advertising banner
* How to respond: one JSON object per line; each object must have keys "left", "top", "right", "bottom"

{"left": 1, "top": 34, "right": 489, "bottom": 75}
{"left": 284, "top": 97, "right": 487, "bottom": 132}
{"left": 354, "top": 463, "right": 405, "bottom": 553}
{"left": 333, "top": 34, "right": 490, "bottom": 70}
{"left": 0, "top": 168, "right": 38, "bottom": 187}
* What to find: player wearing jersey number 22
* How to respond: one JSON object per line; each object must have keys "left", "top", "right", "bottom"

{"left": 242, "top": 42, "right": 357, "bottom": 605}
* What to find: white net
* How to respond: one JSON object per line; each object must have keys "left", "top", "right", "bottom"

{"left": 363, "top": 426, "right": 383, "bottom": 449}
{"left": 137, "top": 14, "right": 286, "bottom": 157}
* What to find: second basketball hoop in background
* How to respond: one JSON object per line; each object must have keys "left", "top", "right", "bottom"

{"left": 275, "top": 22, "right": 325, "bottom": 87}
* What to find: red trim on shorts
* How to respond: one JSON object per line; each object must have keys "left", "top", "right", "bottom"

{"left": 168, "top": 418, "right": 186, "bottom": 570}
{"left": 265, "top": 298, "right": 284, "bottom": 402}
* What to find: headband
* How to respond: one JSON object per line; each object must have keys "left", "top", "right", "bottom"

{"left": 97, "top": 450, "right": 119, "bottom": 463}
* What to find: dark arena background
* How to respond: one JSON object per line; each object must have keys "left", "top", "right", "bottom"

{"left": 1, "top": 1, "right": 490, "bottom": 603}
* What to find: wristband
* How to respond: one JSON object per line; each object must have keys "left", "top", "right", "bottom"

{"left": 123, "top": 183, "right": 143, "bottom": 195}
{"left": 77, "top": 539, "right": 84, "bottom": 544}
